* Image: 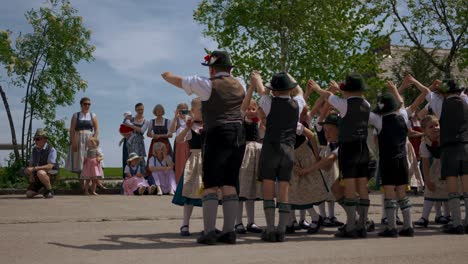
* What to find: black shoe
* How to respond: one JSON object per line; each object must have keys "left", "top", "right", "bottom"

{"left": 197, "top": 230, "right": 218, "bottom": 245}
{"left": 378, "top": 228, "right": 398, "bottom": 237}
{"left": 276, "top": 231, "right": 286, "bottom": 242}
{"left": 307, "top": 223, "right": 320, "bottom": 234}
{"left": 299, "top": 219, "right": 311, "bottom": 229}
{"left": 235, "top": 223, "right": 247, "bottom": 234}
{"left": 180, "top": 225, "right": 190, "bottom": 237}
{"left": 396, "top": 216, "right": 403, "bottom": 226}
{"left": 434, "top": 216, "right": 449, "bottom": 225}
{"left": 246, "top": 223, "right": 263, "bottom": 233}
{"left": 330, "top": 217, "right": 344, "bottom": 227}
{"left": 366, "top": 220, "right": 375, "bottom": 232}
{"left": 292, "top": 220, "right": 301, "bottom": 230}
{"left": 43, "top": 190, "right": 54, "bottom": 199}
{"left": 322, "top": 217, "right": 334, "bottom": 227}
{"left": 285, "top": 225, "right": 296, "bottom": 234}
{"left": 338, "top": 224, "right": 346, "bottom": 232}
{"left": 442, "top": 225, "right": 465, "bottom": 235}
{"left": 261, "top": 230, "right": 277, "bottom": 242}
{"left": 334, "top": 228, "right": 358, "bottom": 238}
{"left": 381, "top": 218, "right": 388, "bottom": 225}
{"left": 356, "top": 228, "right": 367, "bottom": 238}
{"left": 217, "top": 231, "right": 236, "bottom": 244}
{"left": 398, "top": 227, "right": 414, "bottom": 237}
{"left": 465, "top": 225, "right": 468, "bottom": 234}
{"left": 414, "top": 217, "right": 429, "bottom": 228}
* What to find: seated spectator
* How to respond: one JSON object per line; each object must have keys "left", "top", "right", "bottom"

{"left": 24, "top": 128, "right": 58, "bottom": 199}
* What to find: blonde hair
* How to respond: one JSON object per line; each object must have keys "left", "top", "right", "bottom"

{"left": 88, "top": 137, "right": 99, "bottom": 147}
{"left": 153, "top": 104, "right": 165, "bottom": 116}
{"left": 191, "top": 97, "right": 202, "bottom": 109}
{"left": 177, "top": 102, "right": 189, "bottom": 110}
{"left": 421, "top": 115, "right": 438, "bottom": 130}
{"left": 152, "top": 142, "right": 166, "bottom": 154}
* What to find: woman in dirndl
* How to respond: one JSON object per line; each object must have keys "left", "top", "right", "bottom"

{"left": 65, "top": 97, "right": 99, "bottom": 192}
{"left": 146, "top": 104, "right": 173, "bottom": 175}
{"left": 169, "top": 103, "right": 190, "bottom": 184}
{"left": 124, "top": 103, "right": 148, "bottom": 169}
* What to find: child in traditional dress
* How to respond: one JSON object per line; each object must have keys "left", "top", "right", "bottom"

{"left": 254, "top": 71, "right": 305, "bottom": 242}
{"left": 172, "top": 98, "right": 205, "bottom": 236}
{"left": 309, "top": 74, "right": 371, "bottom": 238}
{"left": 236, "top": 76, "right": 264, "bottom": 234}
{"left": 80, "top": 137, "right": 104, "bottom": 195}
{"left": 414, "top": 115, "right": 451, "bottom": 227}
{"left": 148, "top": 142, "right": 176, "bottom": 196}
{"left": 123, "top": 153, "right": 156, "bottom": 195}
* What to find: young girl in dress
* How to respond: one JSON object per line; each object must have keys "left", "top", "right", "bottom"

{"left": 81, "top": 137, "right": 104, "bottom": 195}
{"left": 148, "top": 142, "right": 177, "bottom": 196}
{"left": 172, "top": 98, "right": 205, "bottom": 236}
{"left": 414, "top": 115, "right": 451, "bottom": 227}
{"left": 235, "top": 77, "right": 264, "bottom": 234}
{"left": 123, "top": 153, "right": 156, "bottom": 195}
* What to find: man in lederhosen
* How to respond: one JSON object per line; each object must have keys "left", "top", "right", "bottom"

{"left": 162, "top": 50, "right": 246, "bottom": 244}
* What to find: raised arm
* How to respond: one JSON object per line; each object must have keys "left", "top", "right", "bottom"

{"left": 308, "top": 80, "right": 332, "bottom": 99}
{"left": 161, "top": 72, "right": 183, "bottom": 89}
{"left": 287, "top": 73, "right": 303, "bottom": 98}
{"left": 251, "top": 70, "right": 265, "bottom": 96}
{"left": 386, "top": 80, "right": 404, "bottom": 106}
{"left": 406, "top": 75, "right": 431, "bottom": 114}
{"left": 241, "top": 71, "right": 257, "bottom": 112}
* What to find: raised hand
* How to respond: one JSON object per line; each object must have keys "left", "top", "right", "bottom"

{"left": 161, "top": 72, "right": 172, "bottom": 79}
{"left": 307, "top": 80, "right": 321, "bottom": 92}
{"left": 329, "top": 80, "right": 339, "bottom": 93}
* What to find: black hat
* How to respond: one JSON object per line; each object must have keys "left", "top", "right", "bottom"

{"left": 318, "top": 113, "right": 341, "bottom": 126}
{"left": 373, "top": 92, "right": 401, "bottom": 114}
{"left": 201, "top": 50, "right": 234, "bottom": 68}
{"left": 438, "top": 79, "right": 463, "bottom": 94}
{"left": 341, "top": 73, "right": 367, "bottom": 92}
{"left": 265, "top": 72, "right": 298, "bottom": 91}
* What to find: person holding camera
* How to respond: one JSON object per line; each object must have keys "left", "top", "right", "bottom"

{"left": 170, "top": 103, "right": 191, "bottom": 184}
{"left": 24, "top": 128, "right": 58, "bottom": 199}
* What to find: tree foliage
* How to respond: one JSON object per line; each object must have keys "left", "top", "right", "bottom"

{"left": 194, "top": 0, "right": 390, "bottom": 103}
{"left": 374, "top": 0, "right": 467, "bottom": 79}
{"left": 0, "top": 0, "right": 94, "bottom": 166}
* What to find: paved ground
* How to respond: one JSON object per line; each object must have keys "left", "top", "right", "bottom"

{"left": 0, "top": 193, "right": 467, "bottom": 264}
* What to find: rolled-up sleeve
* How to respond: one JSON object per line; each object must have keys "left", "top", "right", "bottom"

{"left": 258, "top": 94, "right": 272, "bottom": 116}
{"left": 181, "top": 75, "right": 212, "bottom": 101}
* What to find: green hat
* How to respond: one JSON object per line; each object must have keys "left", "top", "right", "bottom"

{"left": 201, "top": 50, "right": 234, "bottom": 68}
{"left": 341, "top": 73, "right": 367, "bottom": 92}
{"left": 265, "top": 72, "right": 298, "bottom": 91}
{"left": 33, "top": 128, "right": 48, "bottom": 139}
{"left": 318, "top": 113, "right": 341, "bottom": 126}
{"left": 437, "top": 79, "right": 463, "bottom": 94}
{"left": 373, "top": 92, "right": 401, "bottom": 114}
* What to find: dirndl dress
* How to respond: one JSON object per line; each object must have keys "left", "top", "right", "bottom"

{"left": 65, "top": 112, "right": 95, "bottom": 173}
{"left": 420, "top": 139, "right": 447, "bottom": 201}
{"left": 172, "top": 149, "right": 203, "bottom": 206}
{"left": 289, "top": 140, "right": 329, "bottom": 209}
{"left": 238, "top": 141, "right": 263, "bottom": 200}
{"left": 80, "top": 148, "right": 104, "bottom": 179}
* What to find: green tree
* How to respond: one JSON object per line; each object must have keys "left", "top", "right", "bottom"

{"left": 0, "top": 0, "right": 94, "bottom": 166}
{"left": 194, "top": 0, "right": 389, "bottom": 103}
{"left": 375, "top": 0, "right": 467, "bottom": 79}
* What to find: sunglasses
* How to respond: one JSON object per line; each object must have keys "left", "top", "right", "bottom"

{"left": 34, "top": 137, "right": 45, "bottom": 141}
{"left": 82, "top": 103, "right": 91, "bottom": 106}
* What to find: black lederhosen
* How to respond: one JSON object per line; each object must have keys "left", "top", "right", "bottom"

{"left": 202, "top": 122, "right": 246, "bottom": 188}
{"left": 441, "top": 143, "right": 468, "bottom": 179}
{"left": 380, "top": 157, "right": 409, "bottom": 186}
{"left": 258, "top": 142, "right": 295, "bottom": 182}
{"left": 338, "top": 140, "right": 370, "bottom": 179}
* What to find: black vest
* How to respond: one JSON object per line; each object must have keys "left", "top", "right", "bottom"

{"left": 440, "top": 96, "right": 468, "bottom": 147}
{"left": 377, "top": 113, "right": 408, "bottom": 158}
{"left": 31, "top": 145, "right": 57, "bottom": 169}
{"left": 426, "top": 143, "right": 441, "bottom": 159}
{"left": 189, "top": 129, "right": 204, "bottom": 149}
{"left": 263, "top": 97, "right": 299, "bottom": 146}
{"left": 202, "top": 76, "right": 245, "bottom": 130}
{"left": 244, "top": 121, "right": 259, "bottom": 142}
{"left": 339, "top": 97, "right": 370, "bottom": 143}
{"left": 152, "top": 118, "right": 169, "bottom": 135}
{"left": 74, "top": 112, "right": 94, "bottom": 131}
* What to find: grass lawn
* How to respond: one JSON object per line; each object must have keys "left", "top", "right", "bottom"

{"left": 59, "top": 167, "right": 122, "bottom": 179}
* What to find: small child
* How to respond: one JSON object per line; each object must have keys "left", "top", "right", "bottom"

{"left": 254, "top": 71, "right": 304, "bottom": 242}
{"left": 172, "top": 98, "right": 205, "bottom": 236}
{"left": 80, "top": 137, "right": 104, "bottom": 195}
{"left": 123, "top": 153, "right": 156, "bottom": 195}
{"left": 414, "top": 115, "right": 451, "bottom": 227}
{"left": 148, "top": 142, "right": 177, "bottom": 196}
{"left": 119, "top": 111, "right": 134, "bottom": 144}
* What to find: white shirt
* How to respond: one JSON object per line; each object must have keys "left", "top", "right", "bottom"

{"left": 368, "top": 108, "right": 411, "bottom": 134}
{"left": 327, "top": 95, "right": 371, "bottom": 117}
{"left": 425, "top": 92, "right": 468, "bottom": 118}
{"left": 181, "top": 72, "right": 247, "bottom": 101}
{"left": 131, "top": 118, "right": 149, "bottom": 133}
{"left": 258, "top": 94, "right": 306, "bottom": 135}
{"left": 419, "top": 141, "right": 432, "bottom": 159}
{"left": 74, "top": 112, "right": 96, "bottom": 120}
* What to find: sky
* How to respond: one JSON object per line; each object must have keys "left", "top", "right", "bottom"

{"left": 0, "top": 0, "right": 218, "bottom": 167}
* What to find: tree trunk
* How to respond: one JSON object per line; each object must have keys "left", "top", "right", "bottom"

{"left": 0, "top": 84, "right": 21, "bottom": 163}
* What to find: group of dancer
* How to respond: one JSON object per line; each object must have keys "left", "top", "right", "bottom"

{"left": 160, "top": 50, "right": 467, "bottom": 244}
